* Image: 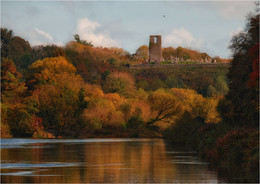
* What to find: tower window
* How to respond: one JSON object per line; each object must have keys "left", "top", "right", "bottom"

{"left": 154, "top": 37, "right": 157, "bottom": 43}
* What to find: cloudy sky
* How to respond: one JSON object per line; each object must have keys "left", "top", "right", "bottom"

{"left": 1, "top": 0, "right": 256, "bottom": 58}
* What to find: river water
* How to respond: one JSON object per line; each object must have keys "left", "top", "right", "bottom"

{"left": 1, "top": 138, "right": 224, "bottom": 183}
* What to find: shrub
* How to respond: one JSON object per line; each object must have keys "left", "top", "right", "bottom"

{"left": 126, "top": 115, "right": 144, "bottom": 129}
{"left": 163, "top": 111, "right": 204, "bottom": 148}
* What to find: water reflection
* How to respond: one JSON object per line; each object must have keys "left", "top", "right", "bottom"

{"left": 1, "top": 138, "right": 221, "bottom": 183}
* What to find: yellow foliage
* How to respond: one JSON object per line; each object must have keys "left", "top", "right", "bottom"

{"left": 104, "top": 93, "right": 124, "bottom": 108}
{"left": 170, "top": 88, "right": 222, "bottom": 123}
{"left": 84, "top": 83, "right": 104, "bottom": 99}
{"left": 55, "top": 72, "right": 85, "bottom": 92}
{"left": 30, "top": 56, "right": 76, "bottom": 74}
{"left": 28, "top": 56, "right": 80, "bottom": 89}
{"left": 83, "top": 98, "right": 124, "bottom": 127}
{"left": 148, "top": 90, "right": 183, "bottom": 123}
{"left": 130, "top": 99, "right": 151, "bottom": 123}
{"left": 170, "top": 88, "right": 207, "bottom": 118}
{"left": 134, "top": 88, "right": 149, "bottom": 100}
{"left": 204, "top": 97, "right": 222, "bottom": 123}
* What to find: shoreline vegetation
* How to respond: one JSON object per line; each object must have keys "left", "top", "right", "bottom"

{"left": 1, "top": 12, "right": 259, "bottom": 183}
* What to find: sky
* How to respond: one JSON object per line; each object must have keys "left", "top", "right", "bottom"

{"left": 1, "top": 0, "right": 257, "bottom": 58}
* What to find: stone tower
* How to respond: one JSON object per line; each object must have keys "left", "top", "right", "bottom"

{"left": 149, "top": 35, "right": 162, "bottom": 63}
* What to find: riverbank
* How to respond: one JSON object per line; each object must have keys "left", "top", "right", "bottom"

{"left": 163, "top": 121, "right": 259, "bottom": 183}
{"left": 4, "top": 126, "right": 163, "bottom": 139}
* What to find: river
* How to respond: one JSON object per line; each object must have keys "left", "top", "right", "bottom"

{"left": 1, "top": 138, "right": 224, "bottom": 183}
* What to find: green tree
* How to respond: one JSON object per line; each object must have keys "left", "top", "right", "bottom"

{"left": 1, "top": 28, "right": 32, "bottom": 70}
{"left": 74, "top": 34, "right": 93, "bottom": 47}
{"left": 32, "top": 45, "right": 65, "bottom": 61}
{"left": 163, "top": 111, "right": 204, "bottom": 146}
{"left": 103, "top": 72, "right": 135, "bottom": 96}
{"left": 207, "top": 85, "right": 217, "bottom": 97}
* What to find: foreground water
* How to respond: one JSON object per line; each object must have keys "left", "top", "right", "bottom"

{"left": 1, "top": 138, "right": 223, "bottom": 183}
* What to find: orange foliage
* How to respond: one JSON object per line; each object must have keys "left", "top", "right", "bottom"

{"left": 83, "top": 98, "right": 124, "bottom": 128}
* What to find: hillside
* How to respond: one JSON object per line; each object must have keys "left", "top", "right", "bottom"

{"left": 122, "top": 63, "right": 230, "bottom": 97}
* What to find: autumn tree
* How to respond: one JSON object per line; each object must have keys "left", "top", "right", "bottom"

{"left": 219, "top": 12, "right": 259, "bottom": 127}
{"left": 26, "top": 56, "right": 78, "bottom": 90}
{"left": 147, "top": 90, "right": 182, "bottom": 125}
{"left": 135, "top": 45, "right": 149, "bottom": 62}
{"left": 0, "top": 58, "right": 42, "bottom": 137}
{"left": 26, "top": 57, "right": 87, "bottom": 136}
{"left": 1, "top": 58, "right": 26, "bottom": 102}
{"left": 162, "top": 47, "right": 176, "bottom": 60}
{"left": 102, "top": 71, "right": 136, "bottom": 96}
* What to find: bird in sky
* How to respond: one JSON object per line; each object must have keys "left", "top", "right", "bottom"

{"left": 163, "top": 15, "right": 165, "bottom": 18}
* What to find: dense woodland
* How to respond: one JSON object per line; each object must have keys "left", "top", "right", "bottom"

{"left": 0, "top": 10, "right": 259, "bottom": 182}
{"left": 164, "top": 12, "right": 259, "bottom": 182}
{"left": 1, "top": 28, "right": 229, "bottom": 138}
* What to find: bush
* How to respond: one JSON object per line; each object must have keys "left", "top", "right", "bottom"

{"left": 163, "top": 111, "right": 204, "bottom": 148}
{"left": 213, "top": 128, "right": 258, "bottom": 167}
{"left": 198, "top": 123, "right": 232, "bottom": 159}
{"left": 201, "top": 127, "right": 259, "bottom": 182}
{"left": 126, "top": 115, "right": 144, "bottom": 129}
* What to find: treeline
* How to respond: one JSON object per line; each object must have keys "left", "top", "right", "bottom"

{"left": 1, "top": 28, "right": 223, "bottom": 138}
{"left": 133, "top": 44, "right": 230, "bottom": 63}
{"left": 1, "top": 56, "right": 222, "bottom": 138}
{"left": 164, "top": 12, "right": 259, "bottom": 182}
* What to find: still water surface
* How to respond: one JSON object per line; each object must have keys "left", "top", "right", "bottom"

{"left": 1, "top": 138, "right": 223, "bottom": 183}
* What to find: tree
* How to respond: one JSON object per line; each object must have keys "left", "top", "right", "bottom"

{"left": 26, "top": 56, "right": 78, "bottom": 89}
{"left": 220, "top": 12, "right": 259, "bottom": 126}
{"left": 170, "top": 89, "right": 203, "bottom": 113}
{"left": 1, "top": 58, "right": 26, "bottom": 101}
{"left": 26, "top": 57, "right": 86, "bottom": 136}
{"left": 1, "top": 28, "right": 32, "bottom": 70}
{"left": 74, "top": 34, "right": 93, "bottom": 47}
{"left": 147, "top": 90, "right": 182, "bottom": 125}
{"left": 32, "top": 45, "right": 65, "bottom": 61}
{"left": 162, "top": 47, "right": 176, "bottom": 61}
{"left": 103, "top": 71, "right": 135, "bottom": 96}
{"left": 1, "top": 28, "right": 14, "bottom": 57}
{"left": 135, "top": 45, "right": 149, "bottom": 62}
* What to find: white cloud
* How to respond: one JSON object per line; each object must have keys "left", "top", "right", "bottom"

{"left": 30, "top": 40, "right": 64, "bottom": 47}
{"left": 229, "top": 27, "right": 243, "bottom": 38}
{"left": 34, "top": 28, "right": 53, "bottom": 41}
{"left": 163, "top": 28, "right": 204, "bottom": 49}
{"left": 76, "top": 18, "right": 119, "bottom": 47}
{"left": 26, "top": 28, "right": 63, "bottom": 47}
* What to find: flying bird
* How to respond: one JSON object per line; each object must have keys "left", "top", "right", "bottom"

{"left": 163, "top": 15, "right": 165, "bottom": 18}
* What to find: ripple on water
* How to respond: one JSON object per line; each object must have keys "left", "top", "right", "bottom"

{"left": 0, "top": 170, "right": 60, "bottom": 177}
{"left": 1, "top": 162, "right": 81, "bottom": 169}
{"left": 0, "top": 138, "right": 153, "bottom": 149}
